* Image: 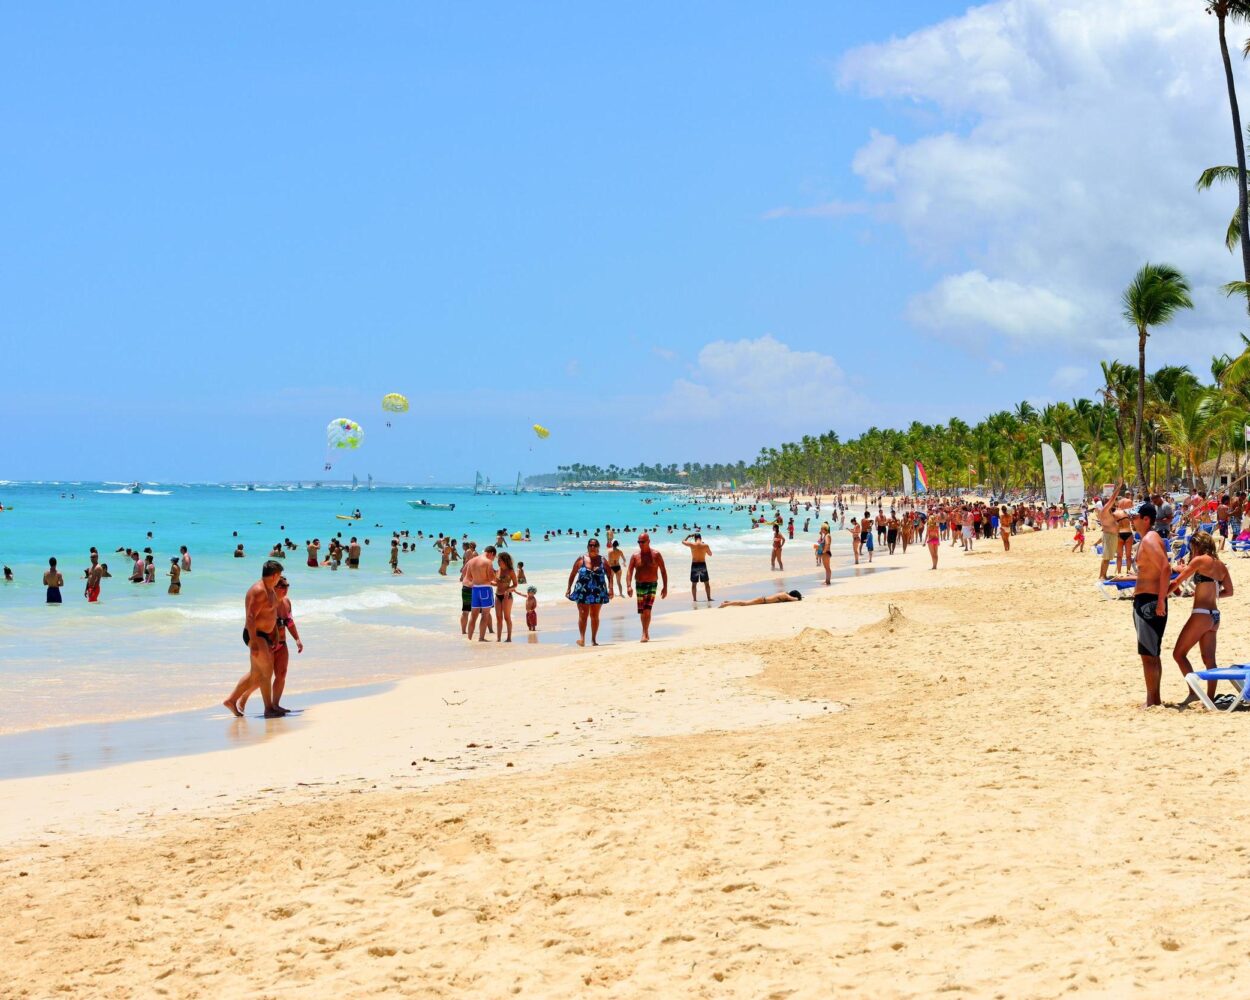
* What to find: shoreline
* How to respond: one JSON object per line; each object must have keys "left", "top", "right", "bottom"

{"left": 0, "top": 543, "right": 918, "bottom": 844}
{"left": 0, "top": 527, "right": 871, "bottom": 744}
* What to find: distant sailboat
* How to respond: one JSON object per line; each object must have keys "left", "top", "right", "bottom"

{"left": 514, "top": 471, "right": 522, "bottom": 495}
{"left": 367, "top": 473, "right": 374, "bottom": 491}
{"left": 352, "top": 473, "right": 359, "bottom": 492}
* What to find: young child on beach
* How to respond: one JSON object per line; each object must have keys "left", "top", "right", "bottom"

{"left": 1072, "top": 520, "right": 1086, "bottom": 553}
{"left": 517, "top": 562, "right": 527, "bottom": 585}
{"left": 390, "top": 539, "right": 402, "bottom": 575}
{"left": 525, "top": 586, "right": 538, "bottom": 631}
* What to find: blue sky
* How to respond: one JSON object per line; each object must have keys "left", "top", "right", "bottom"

{"left": 2, "top": 1, "right": 1244, "bottom": 481}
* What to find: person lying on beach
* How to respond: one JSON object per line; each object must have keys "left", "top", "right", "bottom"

{"left": 720, "top": 590, "right": 802, "bottom": 608}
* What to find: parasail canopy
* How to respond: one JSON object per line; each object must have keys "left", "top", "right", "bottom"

{"left": 382, "top": 393, "right": 409, "bottom": 414}
{"left": 327, "top": 418, "right": 365, "bottom": 450}
{"left": 532, "top": 424, "right": 550, "bottom": 439}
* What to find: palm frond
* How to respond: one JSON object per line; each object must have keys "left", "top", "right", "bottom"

{"left": 1197, "top": 164, "right": 1240, "bottom": 190}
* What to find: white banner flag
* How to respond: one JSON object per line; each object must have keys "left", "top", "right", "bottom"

{"left": 1041, "top": 443, "right": 1063, "bottom": 506}
{"left": 902, "top": 463, "right": 913, "bottom": 497}
{"left": 1061, "top": 441, "right": 1085, "bottom": 505}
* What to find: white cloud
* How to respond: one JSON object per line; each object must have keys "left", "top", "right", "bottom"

{"left": 658, "top": 335, "right": 859, "bottom": 424}
{"left": 762, "top": 199, "right": 869, "bottom": 220}
{"left": 1050, "top": 364, "right": 1088, "bottom": 390}
{"left": 837, "top": 0, "right": 1246, "bottom": 360}
{"left": 907, "top": 270, "right": 1081, "bottom": 342}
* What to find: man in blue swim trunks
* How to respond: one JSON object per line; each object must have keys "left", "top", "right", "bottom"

{"left": 463, "top": 545, "right": 498, "bottom": 642}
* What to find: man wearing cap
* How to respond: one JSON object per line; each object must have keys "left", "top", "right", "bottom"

{"left": 1129, "top": 500, "right": 1171, "bottom": 708}
{"left": 626, "top": 533, "right": 669, "bottom": 642}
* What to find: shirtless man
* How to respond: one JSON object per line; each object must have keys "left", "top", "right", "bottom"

{"left": 223, "top": 559, "right": 285, "bottom": 718}
{"left": 1097, "top": 483, "right": 1123, "bottom": 581}
{"left": 626, "top": 532, "right": 669, "bottom": 642}
{"left": 347, "top": 537, "right": 361, "bottom": 569}
{"left": 770, "top": 526, "right": 785, "bottom": 570}
{"left": 84, "top": 548, "right": 104, "bottom": 603}
{"left": 1130, "top": 502, "right": 1171, "bottom": 708}
{"left": 306, "top": 538, "right": 320, "bottom": 568}
{"left": 683, "top": 532, "right": 713, "bottom": 602}
{"left": 180, "top": 545, "right": 192, "bottom": 572}
{"left": 463, "top": 545, "right": 498, "bottom": 641}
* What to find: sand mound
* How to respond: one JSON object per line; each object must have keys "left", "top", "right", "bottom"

{"left": 854, "top": 603, "right": 914, "bottom": 637}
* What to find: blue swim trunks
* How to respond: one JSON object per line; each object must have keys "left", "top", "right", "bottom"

{"left": 471, "top": 585, "right": 495, "bottom": 610}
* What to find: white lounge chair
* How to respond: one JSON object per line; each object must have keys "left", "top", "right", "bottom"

{"left": 1185, "top": 666, "right": 1250, "bottom": 712}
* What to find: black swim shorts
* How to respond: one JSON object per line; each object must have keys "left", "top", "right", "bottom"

{"left": 461, "top": 586, "right": 472, "bottom": 613}
{"left": 690, "top": 562, "right": 709, "bottom": 584}
{"left": 1133, "top": 593, "right": 1168, "bottom": 657}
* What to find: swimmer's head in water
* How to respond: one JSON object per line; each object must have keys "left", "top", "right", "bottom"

{"left": 788, "top": 590, "right": 802, "bottom": 600}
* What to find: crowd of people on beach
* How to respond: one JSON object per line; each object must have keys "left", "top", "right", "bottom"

{"left": 1090, "top": 483, "right": 1239, "bottom": 708}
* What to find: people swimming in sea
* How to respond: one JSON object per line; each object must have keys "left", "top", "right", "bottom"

{"left": 44, "top": 557, "right": 63, "bottom": 604}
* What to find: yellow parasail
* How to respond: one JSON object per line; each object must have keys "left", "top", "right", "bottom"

{"left": 532, "top": 424, "right": 550, "bottom": 439}
{"left": 382, "top": 393, "right": 409, "bottom": 414}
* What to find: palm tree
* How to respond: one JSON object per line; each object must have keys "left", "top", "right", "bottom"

{"left": 1122, "top": 263, "right": 1194, "bottom": 490}
{"left": 1206, "top": 1, "right": 1250, "bottom": 289}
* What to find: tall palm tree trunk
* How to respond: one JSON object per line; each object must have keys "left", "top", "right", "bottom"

{"left": 1134, "top": 330, "right": 1147, "bottom": 491}
{"left": 1218, "top": 7, "right": 1250, "bottom": 291}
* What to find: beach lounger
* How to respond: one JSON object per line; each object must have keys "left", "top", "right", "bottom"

{"left": 1185, "top": 666, "right": 1250, "bottom": 712}
{"left": 1096, "top": 578, "right": 1137, "bottom": 600}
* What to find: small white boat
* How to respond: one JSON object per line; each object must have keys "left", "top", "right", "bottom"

{"left": 406, "top": 499, "right": 456, "bottom": 511}
{"left": 127, "top": 482, "right": 141, "bottom": 494}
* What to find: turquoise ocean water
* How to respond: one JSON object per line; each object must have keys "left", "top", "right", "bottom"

{"left": 0, "top": 482, "right": 807, "bottom": 734}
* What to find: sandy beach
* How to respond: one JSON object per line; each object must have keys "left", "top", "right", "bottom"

{"left": 4, "top": 529, "right": 1249, "bottom": 998}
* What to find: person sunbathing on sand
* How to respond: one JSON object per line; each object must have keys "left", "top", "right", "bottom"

{"left": 720, "top": 590, "right": 802, "bottom": 607}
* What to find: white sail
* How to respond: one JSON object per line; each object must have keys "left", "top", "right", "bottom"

{"left": 351, "top": 473, "right": 358, "bottom": 491}
{"left": 1041, "top": 444, "right": 1063, "bottom": 505}
{"left": 1060, "top": 441, "right": 1085, "bottom": 505}
{"left": 902, "top": 463, "right": 913, "bottom": 497}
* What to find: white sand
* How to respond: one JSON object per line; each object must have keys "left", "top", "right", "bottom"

{"left": 4, "top": 530, "right": 1247, "bottom": 997}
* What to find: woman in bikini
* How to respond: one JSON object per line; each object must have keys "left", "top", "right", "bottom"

{"left": 565, "top": 538, "right": 611, "bottom": 647}
{"left": 1172, "top": 531, "right": 1234, "bottom": 706}
{"left": 606, "top": 540, "right": 627, "bottom": 597}
{"left": 926, "top": 513, "right": 941, "bottom": 569}
{"left": 494, "top": 551, "right": 518, "bottom": 642}
{"left": 817, "top": 523, "right": 832, "bottom": 583}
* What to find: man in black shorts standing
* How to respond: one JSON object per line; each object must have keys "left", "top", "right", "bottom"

{"left": 1130, "top": 501, "right": 1171, "bottom": 708}
{"left": 683, "top": 532, "right": 712, "bottom": 603}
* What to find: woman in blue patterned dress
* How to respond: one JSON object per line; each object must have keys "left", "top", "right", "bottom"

{"left": 566, "top": 538, "right": 612, "bottom": 646}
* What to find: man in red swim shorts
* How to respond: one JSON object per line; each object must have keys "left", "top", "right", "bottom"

{"left": 626, "top": 532, "right": 668, "bottom": 643}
